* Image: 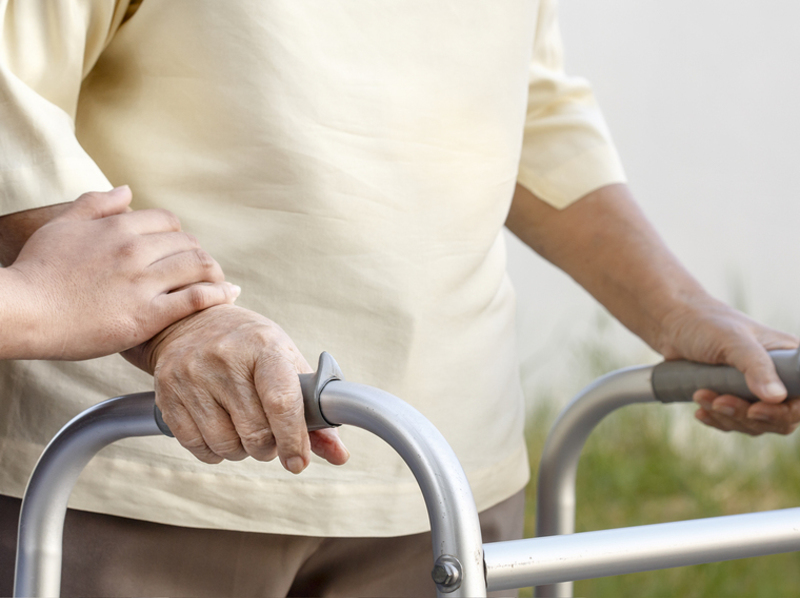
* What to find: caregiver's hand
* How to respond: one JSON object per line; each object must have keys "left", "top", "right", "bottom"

{"left": 1, "top": 187, "right": 239, "bottom": 360}
{"left": 123, "top": 304, "right": 350, "bottom": 471}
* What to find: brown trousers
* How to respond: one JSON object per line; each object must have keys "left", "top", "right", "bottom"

{"left": 0, "top": 491, "right": 523, "bottom": 597}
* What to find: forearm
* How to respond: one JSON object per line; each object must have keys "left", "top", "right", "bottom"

{"left": 506, "top": 183, "right": 712, "bottom": 354}
{"left": 0, "top": 203, "right": 71, "bottom": 266}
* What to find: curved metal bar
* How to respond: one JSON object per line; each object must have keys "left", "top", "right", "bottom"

{"left": 534, "top": 366, "right": 656, "bottom": 597}
{"left": 15, "top": 378, "right": 484, "bottom": 598}
{"left": 320, "top": 380, "right": 485, "bottom": 598}
{"left": 14, "top": 392, "right": 161, "bottom": 598}
{"left": 486, "top": 507, "right": 800, "bottom": 590}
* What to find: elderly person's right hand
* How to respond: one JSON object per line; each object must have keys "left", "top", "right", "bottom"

{"left": 123, "top": 304, "right": 350, "bottom": 472}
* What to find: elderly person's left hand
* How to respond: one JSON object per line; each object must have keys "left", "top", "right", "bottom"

{"left": 656, "top": 298, "right": 800, "bottom": 435}
{"left": 506, "top": 182, "right": 800, "bottom": 437}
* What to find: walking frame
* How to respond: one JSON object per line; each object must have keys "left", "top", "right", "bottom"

{"left": 13, "top": 350, "right": 800, "bottom": 597}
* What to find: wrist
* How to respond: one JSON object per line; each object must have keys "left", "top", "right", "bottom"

{"left": 122, "top": 303, "right": 244, "bottom": 373}
{"left": 0, "top": 266, "right": 50, "bottom": 359}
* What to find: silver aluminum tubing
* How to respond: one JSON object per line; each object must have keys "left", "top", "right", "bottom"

{"left": 534, "top": 366, "right": 656, "bottom": 597}
{"left": 485, "top": 507, "right": 800, "bottom": 590}
{"left": 14, "top": 392, "right": 161, "bottom": 598}
{"left": 15, "top": 380, "right": 484, "bottom": 598}
{"left": 319, "top": 380, "right": 486, "bottom": 598}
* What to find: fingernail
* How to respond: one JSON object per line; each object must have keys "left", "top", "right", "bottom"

{"left": 713, "top": 405, "right": 736, "bottom": 417}
{"left": 340, "top": 442, "right": 351, "bottom": 461}
{"left": 230, "top": 284, "right": 242, "bottom": 299}
{"left": 749, "top": 412, "right": 772, "bottom": 422}
{"left": 764, "top": 381, "right": 786, "bottom": 400}
{"left": 286, "top": 456, "right": 305, "bottom": 474}
{"left": 109, "top": 185, "right": 130, "bottom": 196}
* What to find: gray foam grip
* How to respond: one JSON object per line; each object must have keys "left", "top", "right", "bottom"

{"left": 651, "top": 348, "right": 800, "bottom": 403}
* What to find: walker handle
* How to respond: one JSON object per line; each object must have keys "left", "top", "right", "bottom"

{"left": 153, "top": 352, "right": 343, "bottom": 437}
{"left": 651, "top": 348, "right": 800, "bottom": 403}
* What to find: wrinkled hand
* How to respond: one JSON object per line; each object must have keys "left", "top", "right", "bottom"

{"left": 124, "top": 304, "right": 350, "bottom": 472}
{"left": 7, "top": 187, "right": 239, "bottom": 360}
{"left": 658, "top": 298, "right": 800, "bottom": 435}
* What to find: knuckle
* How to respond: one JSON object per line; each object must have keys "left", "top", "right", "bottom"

{"left": 251, "top": 445, "right": 279, "bottom": 462}
{"left": 197, "top": 452, "right": 224, "bottom": 465}
{"left": 193, "top": 249, "right": 219, "bottom": 274}
{"left": 187, "top": 285, "right": 210, "bottom": 311}
{"left": 117, "top": 238, "right": 140, "bottom": 259}
{"left": 239, "top": 426, "right": 274, "bottom": 448}
{"left": 209, "top": 437, "right": 247, "bottom": 460}
{"left": 76, "top": 191, "right": 104, "bottom": 207}
{"left": 180, "top": 437, "right": 221, "bottom": 464}
{"left": 182, "top": 434, "right": 210, "bottom": 452}
{"left": 267, "top": 391, "right": 303, "bottom": 420}
{"left": 155, "top": 208, "right": 182, "bottom": 231}
{"left": 183, "top": 232, "right": 200, "bottom": 247}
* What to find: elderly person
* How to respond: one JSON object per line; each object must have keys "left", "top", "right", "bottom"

{"left": 1, "top": 1, "right": 797, "bottom": 596}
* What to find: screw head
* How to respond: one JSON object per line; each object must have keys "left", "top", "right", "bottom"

{"left": 431, "top": 555, "right": 463, "bottom": 592}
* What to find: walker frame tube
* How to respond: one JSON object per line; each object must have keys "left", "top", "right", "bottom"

{"left": 532, "top": 348, "right": 800, "bottom": 597}
{"left": 14, "top": 381, "right": 485, "bottom": 598}
{"left": 16, "top": 352, "right": 800, "bottom": 597}
{"left": 14, "top": 393, "right": 161, "bottom": 598}
{"left": 533, "top": 366, "right": 656, "bottom": 597}
{"left": 485, "top": 507, "right": 800, "bottom": 591}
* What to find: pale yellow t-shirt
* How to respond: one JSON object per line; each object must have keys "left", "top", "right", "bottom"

{"left": 0, "top": 0, "right": 625, "bottom": 537}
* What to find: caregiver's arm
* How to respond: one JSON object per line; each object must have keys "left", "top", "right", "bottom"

{"left": 0, "top": 187, "right": 239, "bottom": 360}
{"left": 506, "top": 182, "right": 800, "bottom": 435}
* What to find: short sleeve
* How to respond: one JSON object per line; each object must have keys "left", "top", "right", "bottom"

{"left": 517, "top": 0, "right": 627, "bottom": 209}
{"left": 0, "top": 0, "right": 129, "bottom": 215}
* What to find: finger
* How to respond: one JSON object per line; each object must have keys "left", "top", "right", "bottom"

{"left": 147, "top": 248, "right": 227, "bottom": 290}
{"left": 747, "top": 397, "right": 800, "bottom": 435}
{"left": 694, "top": 392, "right": 755, "bottom": 434}
{"left": 695, "top": 404, "right": 737, "bottom": 433}
{"left": 693, "top": 388, "right": 718, "bottom": 410}
{"left": 153, "top": 283, "right": 241, "bottom": 328}
{"left": 756, "top": 329, "right": 800, "bottom": 352}
{"left": 156, "top": 396, "right": 223, "bottom": 464}
{"left": 723, "top": 337, "right": 787, "bottom": 404}
{"left": 709, "top": 395, "right": 770, "bottom": 435}
{"left": 111, "top": 207, "right": 183, "bottom": 234}
{"left": 133, "top": 231, "right": 201, "bottom": 265}
{"left": 56, "top": 186, "right": 133, "bottom": 221}
{"left": 698, "top": 393, "right": 789, "bottom": 435}
{"left": 223, "top": 386, "right": 279, "bottom": 462}
{"left": 253, "top": 355, "right": 311, "bottom": 474}
{"left": 695, "top": 407, "right": 733, "bottom": 432}
{"left": 181, "top": 389, "right": 249, "bottom": 461}
{"left": 310, "top": 429, "right": 350, "bottom": 465}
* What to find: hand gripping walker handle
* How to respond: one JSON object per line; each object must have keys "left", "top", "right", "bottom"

{"left": 651, "top": 347, "right": 800, "bottom": 403}
{"left": 153, "top": 352, "right": 344, "bottom": 436}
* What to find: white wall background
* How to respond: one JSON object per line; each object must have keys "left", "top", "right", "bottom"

{"left": 508, "top": 0, "right": 800, "bottom": 405}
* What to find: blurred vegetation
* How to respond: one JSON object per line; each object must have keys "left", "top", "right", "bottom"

{"left": 518, "top": 310, "right": 800, "bottom": 597}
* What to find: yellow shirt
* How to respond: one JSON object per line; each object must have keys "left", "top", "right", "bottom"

{"left": 0, "top": 0, "right": 625, "bottom": 536}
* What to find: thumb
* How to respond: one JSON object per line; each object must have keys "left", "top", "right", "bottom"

{"left": 727, "top": 338, "right": 787, "bottom": 403}
{"left": 57, "top": 186, "right": 133, "bottom": 222}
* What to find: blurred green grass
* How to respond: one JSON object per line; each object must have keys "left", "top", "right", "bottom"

{"left": 518, "top": 311, "right": 800, "bottom": 597}
{"left": 520, "top": 404, "right": 800, "bottom": 597}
